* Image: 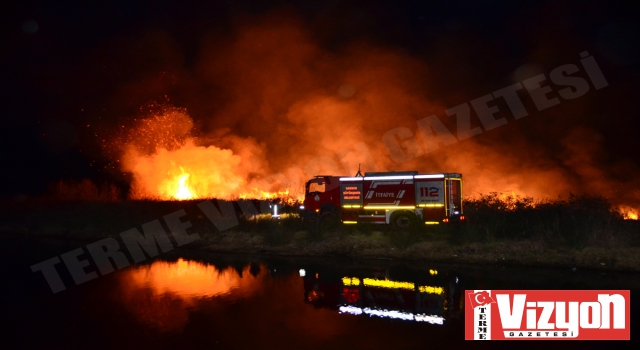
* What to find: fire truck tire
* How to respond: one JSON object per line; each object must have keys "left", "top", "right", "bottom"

{"left": 319, "top": 211, "right": 339, "bottom": 231}
{"left": 391, "top": 212, "right": 417, "bottom": 229}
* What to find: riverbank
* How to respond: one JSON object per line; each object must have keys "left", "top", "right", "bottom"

{"left": 5, "top": 223, "right": 640, "bottom": 273}
{"left": 3, "top": 196, "right": 639, "bottom": 272}
{"left": 194, "top": 229, "right": 640, "bottom": 272}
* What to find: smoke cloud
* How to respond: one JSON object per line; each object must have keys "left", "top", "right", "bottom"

{"left": 102, "top": 11, "right": 638, "bottom": 211}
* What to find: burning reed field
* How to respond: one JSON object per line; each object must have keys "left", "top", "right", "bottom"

{"left": 3, "top": 189, "right": 639, "bottom": 272}
{"left": 3, "top": 1, "right": 640, "bottom": 278}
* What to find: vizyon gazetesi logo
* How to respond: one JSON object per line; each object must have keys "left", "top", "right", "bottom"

{"left": 465, "top": 290, "right": 630, "bottom": 340}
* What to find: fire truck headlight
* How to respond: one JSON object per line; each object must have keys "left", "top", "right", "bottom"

{"left": 300, "top": 205, "right": 305, "bottom": 210}
{"left": 454, "top": 211, "right": 460, "bottom": 215}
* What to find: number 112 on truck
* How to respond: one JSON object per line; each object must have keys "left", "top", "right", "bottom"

{"left": 301, "top": 171, "right": 464, "bottom": 228}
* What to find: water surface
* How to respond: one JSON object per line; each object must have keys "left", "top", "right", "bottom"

{"left": 5, "top": 245, "right": 640, "bottom": 349}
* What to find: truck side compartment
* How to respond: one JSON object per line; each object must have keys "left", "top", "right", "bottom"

{"left": 301, "top": 171, "right": 464, "bottom": 228}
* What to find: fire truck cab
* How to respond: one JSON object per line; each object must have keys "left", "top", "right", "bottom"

{"left": 301, "top": 171, "right": 464, "bottom": 228}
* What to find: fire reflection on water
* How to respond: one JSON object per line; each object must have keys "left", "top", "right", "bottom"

{"left": 119, "top": 258, "right": 261, "bottom": 332}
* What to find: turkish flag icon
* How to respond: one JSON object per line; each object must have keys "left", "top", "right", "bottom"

{"left": 468, "top": 291, "right": 496, "bottom": 309}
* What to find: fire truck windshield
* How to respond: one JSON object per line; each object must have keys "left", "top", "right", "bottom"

{"left": 308, "top": 181, "right": 325, "bottom": 193}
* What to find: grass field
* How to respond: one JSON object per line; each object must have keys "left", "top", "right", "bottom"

{"left": 2, "top": 193, "right": 639, "bottom": 271}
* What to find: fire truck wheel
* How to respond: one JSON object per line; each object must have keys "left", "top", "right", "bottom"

{"left": 319, "top": 211, "right": 339, "bottom": 231}
{"left": 391, "top": 212, "right": 417, "bottom": 229}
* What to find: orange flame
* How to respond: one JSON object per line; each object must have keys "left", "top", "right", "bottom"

{"left": 117, "top": 104, "right": 301, "bottom": 202}
{"left": 239, "top": 188, "right": 292, "bottom": 201}
{"left": 619, "top": 206, "right": 638, "bottom": 220}
{"left": 119, "top": 258, "right": 262, "bottom": 331}
{"left": 124, "top": 258, "right": 246, "bottom": 299}
{"left": 172, "top": 166, "right": 195, "bottom": 200}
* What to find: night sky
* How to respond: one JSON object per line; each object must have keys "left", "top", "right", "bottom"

{"left": 1, "top": 0, "right": 639, "bottom": 202}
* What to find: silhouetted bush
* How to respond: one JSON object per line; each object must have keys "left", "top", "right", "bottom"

{"left": 4, "top": 191, "right": 635, "bottom": 253}
{"left": 464, "top": 193, "right": 632, "bottom": 248}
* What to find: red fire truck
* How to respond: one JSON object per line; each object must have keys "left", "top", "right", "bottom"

{"left": 301, "top": 171, "right": 464, "bottom": 228}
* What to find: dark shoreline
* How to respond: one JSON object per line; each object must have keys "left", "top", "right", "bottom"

{"left": 3, "top": 196, "right": 639, "bottom": 274}
{"left": 6, "top": 228, "right": 639, "bottom": 274}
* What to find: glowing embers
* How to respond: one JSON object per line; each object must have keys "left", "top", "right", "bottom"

{"left": 418, "top": 285, "right": 444, "bottom": 295}
{"left": 116, "top": 103, "right": 301, "bottom": 202}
